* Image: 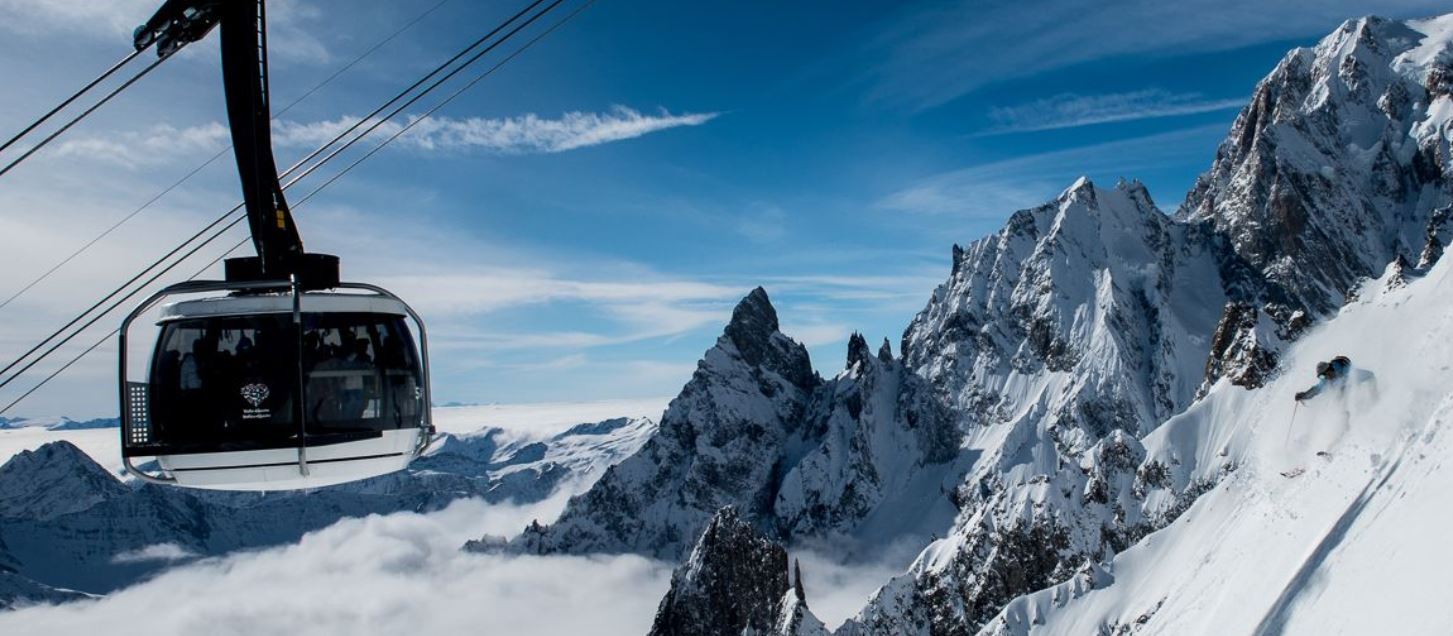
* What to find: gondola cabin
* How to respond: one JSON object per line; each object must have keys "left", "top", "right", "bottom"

{"left": 117, "top": 0, "right": 436, "bottom": 489}
{"left": 120, "top": 283, "right": 434, "bottom": 490}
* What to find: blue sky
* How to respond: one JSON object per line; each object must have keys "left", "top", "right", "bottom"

{"left": 0, "top": 0, "right": 1446, "bottom": 417}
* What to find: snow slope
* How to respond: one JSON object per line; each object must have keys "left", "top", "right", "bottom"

{"left": 983, "top": 253, "right": 1453, "bottom": 635}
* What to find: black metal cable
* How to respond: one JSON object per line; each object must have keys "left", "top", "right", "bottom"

{"left": 0, "top": 0, "right": 453, "bottom": 313}
{"left": 0, "top": 148, "right": 231, "bottom": 313}
{"left": 0, "top": 49, "right": 143, "bottom": 156}
{"left": 0, "top": 0, "right": 565, "bottom": 398}
{"left": 0, "top": 56, "right": 168, "bottom": 181}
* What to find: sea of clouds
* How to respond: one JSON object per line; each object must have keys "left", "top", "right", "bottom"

{"left": 0, "top": 494, "right": 672, "bottom": 636}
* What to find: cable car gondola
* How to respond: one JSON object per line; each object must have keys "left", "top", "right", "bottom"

{"left": 118, "top": 0, "right": 434, "bottom": 489}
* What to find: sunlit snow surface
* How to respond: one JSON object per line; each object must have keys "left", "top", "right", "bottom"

{"left": 984, "top": 257, "right": 1453, "bottom": 635}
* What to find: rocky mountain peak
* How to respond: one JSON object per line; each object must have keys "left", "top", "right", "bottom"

{"left": 647, "top": 506, "right": 792, "bottom": 636}
{"left": 1060, "top": 175, "right": 1095, "bottom": 200}
{"left": 726, "top": 286, "right": 779, "bottom": 349}
{"left": 721, "top": 287, "right": 816, "bottom": 391}
{"left": 1182, "top": 11, "right": 1452, "bottom": 318}
{"left": 846, "top": 332, "right": 871, "bottom": 370}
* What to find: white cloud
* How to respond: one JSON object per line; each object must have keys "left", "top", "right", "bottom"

{"left": 50, "top": 122, "right": 231, "bottom": 168}
{"left": 865, "top": 0, "right": 1450, "bottom": 109}
{"left": 373, "top": 271, "right": 739, "bottom": 321}
{"left": 0, "top": 497, "right": 674, "bottom": 636}
{"left": 46, "top": 106, "right": 717, "bottom": 171}
{"left": 982, "top": 90, "right": 1245, "bottom": 135}
{"left": 877, "top": 124, "right": 1230, "bottom": 217}
{"left": 274, "top": 106, "right": 719, "bottom": 155}
{"left": 778, "top": 322, "right": 852, "bottom": 348}
{"left": 790, "top": 536, "right": 931, "bottom": 629}
{"left": 36, "top": 105, "right": 711, "bottom": 171}
{"left": 734, "top": 203, "right": 789, "bottom": 243}
{"left": 111, "top": 543, "right": 199, "bottom": 565}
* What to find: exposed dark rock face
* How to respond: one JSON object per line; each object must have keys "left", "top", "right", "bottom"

{"left": 501, "top": 289, "right": 822, "bottom": 559}
{"left": 1200, "top": 301, "right": 1282, "bottom": 392}
{"left": 647, "top": 507, "right": 791, "bottom": 636}
{"left": 0, "top": 568, "right": 89, "bottom": 610}
{"left": 728, "top": 287, "right": 817, "bottom": 391}
{"left": 1182, "top": 16, "right": 1453, "bottom": 382}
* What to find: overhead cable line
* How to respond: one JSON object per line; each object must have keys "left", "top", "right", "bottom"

{"left": 0, "top": 49, "right": 143, "bottom": 156}
{"left": 0, "top": 56, "right": 168, "bottom": 181}
{"left": 0, "top": 0, "right": 453, "bottom": 313}
{"left": 0, "top": 0, "right": 593, "bottom": 416}
{"left": 0, "top": 0, "right": 570, "bottom": 401}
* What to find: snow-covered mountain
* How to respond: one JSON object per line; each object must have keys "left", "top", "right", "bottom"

{"left": 487, "top": 288, "right": 963, "bottom": 560}
{"left": 847, "top": 14, "right": 1453, "bottom": 635}
{"left": 981, "top": 250, "right": 1453, "bottom": 635}
{"left": 474, "top": 11, "right": 1453, "bottom": 635}
{"left": 1186, "top": 14, "right": 1453, "bottom": 389}
{"left": 0, "top": 415, "right": 653, "bottom": 606}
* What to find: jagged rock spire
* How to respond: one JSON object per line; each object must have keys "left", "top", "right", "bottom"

{"left": 723, "top": 287, "right": 815, "bottom": 390}
{"left": 846, "top": 332, "right": 871, "bottom": 370}
{"left": 793, "top": 558, "right": 806, "bottom": 604}
{"left": 647, "top": 507, "right": 790, "bottom": 636}
{"left": 726, "top": 287, "right": 780, "bottom": 357}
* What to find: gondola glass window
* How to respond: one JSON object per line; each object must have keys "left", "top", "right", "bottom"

{"left": 148, "top": 312, "right": 423, "bottom": 454}
{"left": 301, "top": 313, "right": 423, "bottom": 434}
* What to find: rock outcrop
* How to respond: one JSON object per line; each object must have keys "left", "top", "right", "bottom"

{"left": 647, "top": 507, "right": 826, "bottom": 636}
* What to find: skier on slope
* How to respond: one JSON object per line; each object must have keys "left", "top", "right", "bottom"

{"left": 1283, "top": 356, "right": 1378, "bottom": 472}
{"left": 1294, "top": 356, "right": 1377, "bottom": 403}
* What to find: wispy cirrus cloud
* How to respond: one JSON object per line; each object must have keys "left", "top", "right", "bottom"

{"left": 274, "top": 106, "right": 719, "bottom": 155}
{"left": 865, "top": 0, "right": 1449, "bottom": 110}
{"left": 49, "top": 122, "right": 231, "bottom": 168}
{"left": 980, "top": 90, "right": 1245, "bottom": 135}
{"left": 44, "top": 106, "right": 719, "bottom": 170}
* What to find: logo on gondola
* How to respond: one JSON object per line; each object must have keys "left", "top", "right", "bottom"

{"left": 240, "top": 383, "right": 271, "bottom": 407}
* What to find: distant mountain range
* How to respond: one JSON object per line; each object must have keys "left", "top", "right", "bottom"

{"left": 0, "top": 416, "right": 117, "bottom": 431}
